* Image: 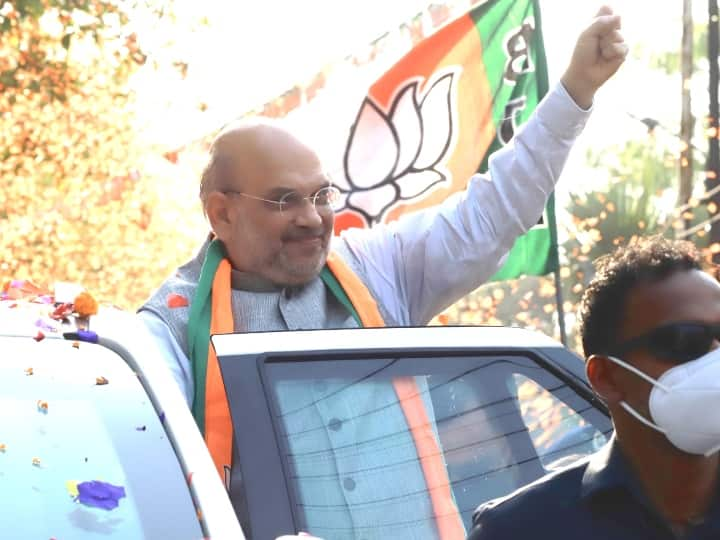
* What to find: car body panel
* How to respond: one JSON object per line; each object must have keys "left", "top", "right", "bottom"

{"left": 0, "top": 302, "right": 243, "bottom": 539}
{"left": 0, "top": 337, "right": 203, "bottom": 539}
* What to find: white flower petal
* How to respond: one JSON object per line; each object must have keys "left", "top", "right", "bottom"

{"left": 345, "top": 99, "right": 399, "bottom": 189}
{"left": 328, "top": 164, "right": 352, "bottom": 191}
{"left": 388, "top": 82, "right": 422, "bottom": 177}
{"left": 413, "top": 72, "right": 455, "bottom": 170}
{"left": 347, "top": 184, "right": 398, "bottom": 222}
{"left": 334, "top": 191, "right": 349, "bottom": 211}
{"left": 396, "top": 170, "right": 446, "bottom": 199}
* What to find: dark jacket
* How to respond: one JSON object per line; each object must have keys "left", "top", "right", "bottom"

{"left": 468, "top": 438, "right": 720, "bottom": 540}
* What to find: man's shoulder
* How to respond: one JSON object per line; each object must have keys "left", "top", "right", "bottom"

{"left": 468, "top": 457, "right": 590, "bottom": 539}
{"left": 140, "top": 274, "right": 197, "bottom": 314}
{"left": 140, "top": 238, "right": 208, "bottom": 313}
{"left": 138, "top": 268, "right": 200, "bottom": 358}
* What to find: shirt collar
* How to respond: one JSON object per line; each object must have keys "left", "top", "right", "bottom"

{"left": 230, "top": 269, "right": 284, "bottom": 292}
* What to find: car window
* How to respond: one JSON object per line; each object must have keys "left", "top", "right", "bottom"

{"left": 513, "top": 373, "right": 609, "bottom": 471}
{"left": 262, "top": 353, "right": 613, "bottom": 539}
{"left": 0, "top": 337, "right": 203, "bottom": 540}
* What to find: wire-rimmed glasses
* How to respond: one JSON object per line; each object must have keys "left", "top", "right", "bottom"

{"left": 224, "top": 185, "right": 342, "bottom": 215}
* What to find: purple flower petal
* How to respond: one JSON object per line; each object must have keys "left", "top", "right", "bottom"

{"left": 76, "top": 480, "right": 126, "bottom": 510}
{"left": 10, "top": 280, "right": 24, "bottom": 288}
{"left": 35, "top": 318, "right": 57, "bottom": 332}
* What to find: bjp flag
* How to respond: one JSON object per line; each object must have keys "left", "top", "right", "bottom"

{"left": 330, "top": 0, "right": 558, "bottom": 280}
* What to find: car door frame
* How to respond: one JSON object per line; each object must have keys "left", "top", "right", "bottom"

{"left": 214, "top": 332, "right": 609, "bottom": 539}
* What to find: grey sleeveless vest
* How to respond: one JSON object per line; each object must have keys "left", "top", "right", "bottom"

{"left": 139, "top": 236, "right": 393, "bottom": 359}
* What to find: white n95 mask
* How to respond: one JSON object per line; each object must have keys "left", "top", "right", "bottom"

{"left": 607, "top": 348, "right": 720, "bottom": 457}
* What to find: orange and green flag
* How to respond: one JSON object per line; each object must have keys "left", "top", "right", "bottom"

{"left": 332, "top": 0, "right": 558, "bottom": 280}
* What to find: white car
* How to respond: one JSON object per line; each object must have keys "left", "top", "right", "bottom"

{"left": 1, "top": 289, "right": 611, "bottom": 539}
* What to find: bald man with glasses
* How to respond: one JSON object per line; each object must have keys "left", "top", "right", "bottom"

{"left": 139, "top": 9, "right": 627, "bottom": 538}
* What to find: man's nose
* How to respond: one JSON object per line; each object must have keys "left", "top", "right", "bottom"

{"left": 293, "top": 199, "right": 323, "bottom": 227}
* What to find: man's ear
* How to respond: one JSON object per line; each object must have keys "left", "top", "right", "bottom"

{"left": 586, "top": 354, "right": 624, "bottom": 405}
{"left": 205, "top": 191, "right": 233, "bottom": 240}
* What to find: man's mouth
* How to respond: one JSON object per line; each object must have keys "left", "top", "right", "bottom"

{"left": 285, "top": 235, "right": 324, "bottom": 247}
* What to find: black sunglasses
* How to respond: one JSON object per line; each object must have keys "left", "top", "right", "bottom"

{"left": 608, "top": 322, "right": 720, "bottom": 364}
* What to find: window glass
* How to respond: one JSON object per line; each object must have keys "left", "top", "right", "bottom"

{"left": 0, "top": 337, "right": 203, "bottom": 540}
{"left": 513, "top": 373, "right": 609, "bottom": 471}
{"left": 264, "top": 354, "right": 613, "bottom": 539}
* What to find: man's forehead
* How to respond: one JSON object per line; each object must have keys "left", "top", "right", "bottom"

{"left": 622, "top": 269, "right": 720, "bottom": 336}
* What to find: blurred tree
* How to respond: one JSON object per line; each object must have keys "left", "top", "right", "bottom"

{"left": 557, "top": 138, "right": 678, "bottom": 349}
{"left": 0, "top": 0, "right": 201, "bottom": 309}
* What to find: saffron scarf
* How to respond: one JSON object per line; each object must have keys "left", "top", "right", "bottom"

{"left": 186, "top": 239, "right": 233, "bottom": 473}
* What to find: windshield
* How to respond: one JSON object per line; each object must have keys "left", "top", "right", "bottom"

{"left": 262, "top": 353, "right": 612, "bottom": 539}
{"left": 0, "top": 336, "right": 203, "bottom": 540}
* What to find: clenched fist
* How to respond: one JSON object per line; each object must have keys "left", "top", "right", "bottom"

{"left": 561, "top": 5, "right": 628, "bottom": 109}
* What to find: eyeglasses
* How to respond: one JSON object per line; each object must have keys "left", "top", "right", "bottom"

{"left": 223, "top": 185, "right": 341, "bottom": 215}
{"left": 608, "top": 322, "right": 720, "bottom": 364}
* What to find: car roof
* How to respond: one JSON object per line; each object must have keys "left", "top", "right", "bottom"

{"left": 212, "top": 325, "right": 565, "bottom": 357}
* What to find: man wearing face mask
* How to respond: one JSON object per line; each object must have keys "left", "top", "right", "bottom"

{"left": 468, "top": 235, "right": 720, "bottom": 540}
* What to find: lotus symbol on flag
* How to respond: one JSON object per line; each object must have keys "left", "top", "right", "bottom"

{"left": 334, "top": 70, "right": 458, "bottom": 225}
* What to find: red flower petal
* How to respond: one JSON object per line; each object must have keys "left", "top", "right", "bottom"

{"left": 50, "top": 303, "right": 73, "bottom": 320}
{"left": 166, "top": 293, "right": 189, "bottom": 308}
{"left": 34, "top": 331, "right": 45, "bottom": 342}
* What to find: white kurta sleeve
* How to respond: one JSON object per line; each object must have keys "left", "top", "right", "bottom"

{"left": 137, "top": 310, "right": 194, "bottom": 406}
{"left": 339, "top": 83, "right": 591, "bottom": 325}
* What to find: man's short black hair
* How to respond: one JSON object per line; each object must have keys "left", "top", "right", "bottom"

{"left": 579, "top": 235, "right": 703, "bottom": 358}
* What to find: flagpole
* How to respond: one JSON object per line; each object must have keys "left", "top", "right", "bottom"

{"left": 532, "top": 0, "right": 567, "bottom": 347}
{"left": 552, "top": 269, "right": 568, "bottom": 347}
{"left": 546, "top": 195, "right": 568, "bottom": 347}
{"left": 707, "top": 0, "right": 720, "bottom": 261}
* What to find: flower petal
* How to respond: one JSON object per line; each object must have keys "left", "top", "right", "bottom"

{"left": 413, "top": 72, "right": 456, "bottom": 170}
{"left": 388, "top": 81, "right": 422, "bottom": 177}
{"left": 333, "top": 191, "right": 349, "bottom": 212}
{"left": 66, "top": 480, "right": 79, "bottom": 499}
{"left": 345, "top": 98, "right": 398, "bottom": 189}
{"left": 167, "top": 293, "right": 189, "bottom": 308}
{"left": 329, "top": 168, "right": 352, "bottom": 191}
{"left": 347, "top": 184, "right": 398, "bottom": 223}
{"left": 396, "top": 170, "right": 446, "bottom": 200}
{"left": 76, "top": 480, "right": 126, "bottom": 510}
